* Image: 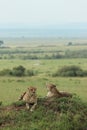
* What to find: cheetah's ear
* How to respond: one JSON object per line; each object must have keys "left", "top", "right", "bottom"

{"left": 52, "top": 84, "right": 56, "bottom": 88}
{"left": 28, "top": 87, "right": 32, "bottom": 90}
{"left": 47, "top": 84, "right": 56, "bottom": 88}
{"left": 46, "top": 82, "right": 49, "bottom": 87}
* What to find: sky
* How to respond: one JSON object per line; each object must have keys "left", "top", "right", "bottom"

{"left": 0, "top": 0, "right": 87, "bottom": 29}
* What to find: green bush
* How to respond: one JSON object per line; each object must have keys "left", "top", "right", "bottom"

{"left": 0, "top": 66, "right": 37, "bottom": 77}
{"left": 0, "top": 101, "right": 2, "bottom": 106}
{"left": 0, "top": 69, "right": 11, "bottom": 76}
{"left": 26, "top": 69, "right": 35, "bottom": 76}
{"left": 10, "top": 65, "right": 25, "bottom": 77}
{"left": 53, "top": 65, "right": 87, "bottom": 77}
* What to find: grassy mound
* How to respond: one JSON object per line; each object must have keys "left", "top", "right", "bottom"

{"left": 0, "top": 95, "right": 87, "bottom": 130}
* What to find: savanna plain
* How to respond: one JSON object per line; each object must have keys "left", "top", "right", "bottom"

{"left": 0, "top": 37, "right": 87, "bottom": 130}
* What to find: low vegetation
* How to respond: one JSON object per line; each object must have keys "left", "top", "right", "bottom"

{"left": 1, "top": 41, "right": 87, "bottom": 59}
{"left": 1, "top": 65, "right": 87, "bottom": 77}
{"left": 0, "top": 95, "right": 87, "bottom": 130}
{"left": 0, "top": 65, "right": 36, "bottom": 77}
{"left": 53, "top": 65, "right": 87, "bottom": 77}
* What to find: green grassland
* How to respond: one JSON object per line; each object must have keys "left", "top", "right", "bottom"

{"left": 0, "top": 76, "right": 87, "bottom": 105}
{"left": 0, "top": 37, "right": 87, "bottom": 105}
{"left": 0, "top": 58, "right": 87, "bottom": 105}
{"left": 0, "top": 38, "right": 87, "bottom": 130}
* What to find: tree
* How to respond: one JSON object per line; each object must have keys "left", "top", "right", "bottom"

{"left": 0, "top": 40, "right": 4, "bottom": 46}
{"left": 67, "top": 42, "right": 72, "bottom": 46}
{"left": 12, "top": 65, "right": 25, "bottom": 76}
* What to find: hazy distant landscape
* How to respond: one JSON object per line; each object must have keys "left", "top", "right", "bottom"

{"left": 0, "top": 28, "right": 87, "bottom": 38}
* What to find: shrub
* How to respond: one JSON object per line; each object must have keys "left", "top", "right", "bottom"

{"left": 0, "top": 101, "right": 2, "bottom": 106}
{"left": 0, "top": 69, "right": 11, "bottom": 76}
{"left": 11, "top": 65, "right": 25, "bottom": 77}
{"left": 26, "top": 69, "right": 35, "bottom": 76}
{"left": 0, "top": 66, "right": 38, "bottom": 77}
{"left": 53, "top": 65, "right": 87, "bottom": 77}
{"left": 82, "top": 70, "right": 87, "bottom": 76}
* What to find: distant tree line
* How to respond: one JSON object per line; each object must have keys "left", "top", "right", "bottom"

{"left": 67, "top": 42, "right": 87, "bottom": 46}
{"left": 1, "top": 48, "right": 87, "bottom": 59}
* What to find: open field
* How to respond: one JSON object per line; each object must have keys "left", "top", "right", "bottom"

{"left": 0, "top": 58, "right": 87, "bottom": 71}
{"left": 0, "top": 37, "right": 87, "bottom": 105}
{"left": 0, "top": 38, "right": 87, "bottom": 130}
{"left": 0, "top": 59, "right": 87, "bottom": 105}
{"left": 1, "top": 37, "right": 87, "bottom": 60}
{"left": 2, "top": 37, "right": 87, "bottom": 47}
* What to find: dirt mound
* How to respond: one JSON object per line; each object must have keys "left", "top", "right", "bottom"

{"left": 0, "top": 96, "right": 87, "bottom": 130}
{"left": 2, "top": 97, "right": 70, "bottom": 112}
